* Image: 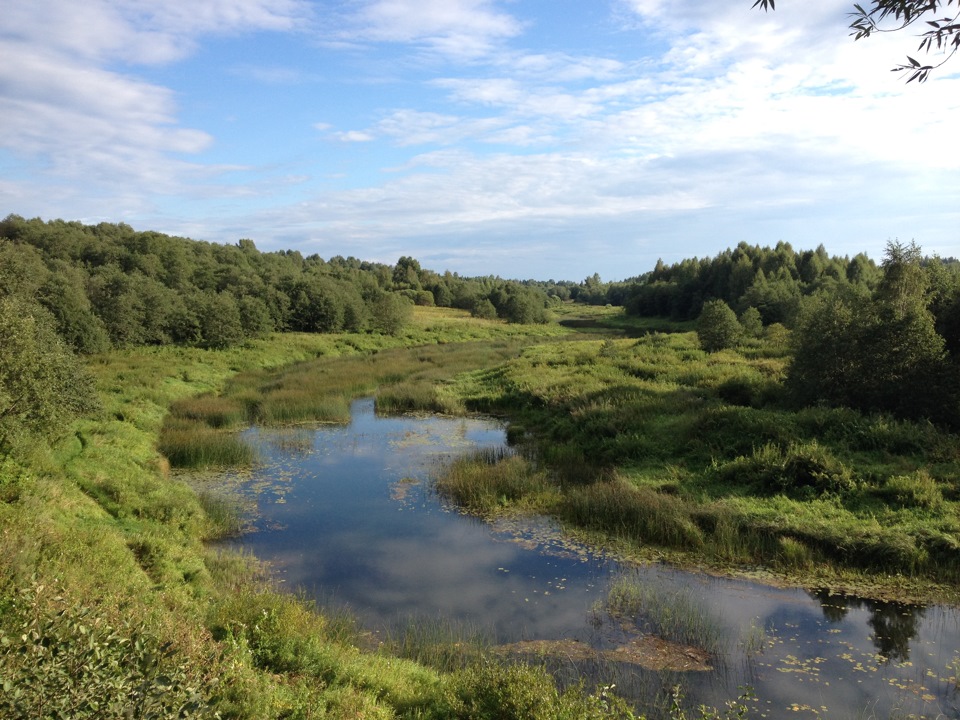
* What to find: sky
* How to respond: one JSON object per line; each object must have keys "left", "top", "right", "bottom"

{"left": 2, "top": 0, "right": 958, "bottom": 281}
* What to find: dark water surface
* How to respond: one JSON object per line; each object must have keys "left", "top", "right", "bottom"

{"left": 206, "top": 399, "right": 960, "bottom": 718}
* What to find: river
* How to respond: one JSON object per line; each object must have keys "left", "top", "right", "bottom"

{"left": 203, "top": 398, "right": 960, "bottom": 719}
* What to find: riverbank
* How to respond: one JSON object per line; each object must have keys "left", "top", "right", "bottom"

{"left": 432, "top": 311, "right": 960, "bottom": 606}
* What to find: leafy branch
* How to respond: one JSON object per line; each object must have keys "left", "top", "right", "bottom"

{"left": 753, "top": 0, "right": 960, "bottom": 81}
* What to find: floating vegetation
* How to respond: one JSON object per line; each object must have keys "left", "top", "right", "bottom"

{"left": 390, "top": 477, "right": 420, "bottom": 504}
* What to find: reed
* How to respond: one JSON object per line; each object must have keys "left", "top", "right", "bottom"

{"left": 382, "top": 615, "right": 491, "bottom": 672}
{"left": 434, "top": 452, "right": 553, "bottom": 515}
{"left": 376, "top": 381, "right": 443, "bottom": 414}
{"left": 560, "top": 478, "right": 704, "bottom": 550}
{"left": 168, "top": 393, "right": 248, "bottom": 429}
{"left": 257, "top": 390, "right": 351, "bottom": 424}
{"left": 195, "top": 489, "right": 247, "bottom": 539}
{"left": 602, "top": 575, "right": 726, "bottom": 657}
{"left": 158, "top": 419, "right": 256, "bottom": 469}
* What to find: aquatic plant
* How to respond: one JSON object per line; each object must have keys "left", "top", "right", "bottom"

{"left": 601, "top": 576, "right": 727, "bottom": 658}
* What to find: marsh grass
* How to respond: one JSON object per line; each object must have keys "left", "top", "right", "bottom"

{"left": 601, "top": 575, "right": 727, "bottom": 657}
{"left": 158, "top": 419, "right": 256, "bottom": 469}
{"left": 382, "top": 615, "right": 491, "bottom": 672}
{"left": 434, "top": 452, "right": 556, "bottom": 515}
{"left": 449, "top": 324, "right": 960, "bottom": 590}
{"left": 739, "top": 618, "right": 769, "bottom": 659}
{"left": 195, "top": 489, "right": 247, "bottom": 539}
{"left": 562, "top": 478, "right": 704, "bottom": 550}
{"left": 169, "top": 394, "right": 247, "bottom": 428}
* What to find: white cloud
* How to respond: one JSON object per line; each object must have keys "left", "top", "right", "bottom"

{"left": 334, "top": 130, "right": 377, "bottom": 143}
{"left": 339, "top": 0, "right": 522, "bottom": 58}
{"left": 5, "top": 0, "right": 311, "bottom": 65}
{"left": 0, "top": 0, "right": 310, "bottom": 194}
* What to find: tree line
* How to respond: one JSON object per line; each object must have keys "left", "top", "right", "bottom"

{"left": 0, "top": 215, "right": 564, "bottom": 356}
{"left": 2, "top": 214, "right": 957, "bottom": 449}
{"left": 671, "top": 240, "right": 960, "bottom": 428}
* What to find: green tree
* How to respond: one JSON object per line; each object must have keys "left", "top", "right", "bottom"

{"left": 697, "top": 299, "right": 742, "bottom": 351}
{"left": 788, "top": 243, "right": 956, "bottom": 425}
{"left": 370, "top": 292, "right": 413, "bottom": 335}
{"left": 471, "top": 297, "right": 498, "bottom": 320}
{"left": 197, "top": 292, "right": 245, "bottom": 349}
{"left": 0, "top": 296, "right": 100, "bottom": 452}
{"left": 39, "top": 267, "right": 111, "bottom": 354}
{"left": 739, "top": 305, "right": 764, "bottom": 338}
{"left": 392, "top": 256, "right": 422, "bottom": 290}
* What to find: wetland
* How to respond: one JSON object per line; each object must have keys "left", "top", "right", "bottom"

{"left": 198, "top": 397, "right": 960, "bottom": 719}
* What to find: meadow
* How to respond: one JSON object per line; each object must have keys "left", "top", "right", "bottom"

{"left": 2, "top": 304, "right": 957, "bottom": 719}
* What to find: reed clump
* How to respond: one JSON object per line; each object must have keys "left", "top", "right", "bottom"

{"left": 560, "top": 478, "right": 704, "bottom": 551}
{"left": 158, "top": 418, "right": 256, "bottom": 469}
{"left": 601, "top": 575, "right": 726, "bottom": 657}
{"left": 435, "top": 452, "right": 555, "bottom": 515}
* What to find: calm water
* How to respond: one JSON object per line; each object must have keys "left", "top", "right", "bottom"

{"left": 205, "top": 398, "right": 960, "bottom": 719}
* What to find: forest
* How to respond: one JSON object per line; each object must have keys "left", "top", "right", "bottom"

{"left": 1, "top": 214, "right": 960, "bottom": 719}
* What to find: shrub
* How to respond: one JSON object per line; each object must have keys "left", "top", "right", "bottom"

{"left": 714, "top": 442, "right": 857, "bottom": 498}
{"left": 697, "top": 300, "right": 741, "bottom": 352}
{"left": 0, "top": 585, "right": 216, "bottom": 720}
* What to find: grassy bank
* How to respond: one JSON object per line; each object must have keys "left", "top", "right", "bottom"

{"left": 439, "top": 315, "right": 960, "bottom": 603}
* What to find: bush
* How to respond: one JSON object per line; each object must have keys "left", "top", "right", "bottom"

{"left": 0, "top": 585, "right": 216, "bottom": 720}
{"left": 715, "top": 442, "right": 857, "bottom": 498}
{"left": 697, "top": 300, "right": 741, "bottom": 352}
{"left": 0, "top": 296, "right": 101, "bottom": 451}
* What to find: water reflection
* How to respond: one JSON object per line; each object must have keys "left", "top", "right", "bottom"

{"left": 811, "top": 588, "right": 926, "bottom": 663}
{"left": 199, "top": 399, "right": 960, "bottom": 720}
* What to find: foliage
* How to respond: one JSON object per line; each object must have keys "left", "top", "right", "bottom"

{"left": 625, "top": 242, "right": 859, "bottom": 325}
{"left": 787, "top": 241, "right": 957, "bottom": 426}
{"left": 0, "top": 296, "right": 100, "bottom": 452}
{"left": 697, "top": 299, "right": 741, "bottom": 351}
{"left": 752, "top": 0, "right": 960, "bottom": 81}
{"left": 0, "top": 215, "right": 579, "bottom": 354}
{"left": 0, "top": 583, "right": 217, "bottom": 719}
{"left": 446, "top": 318, "right": 960, "bottom": 587}
{"left": 738, "top": 306, "right": 763, "bottom": 338}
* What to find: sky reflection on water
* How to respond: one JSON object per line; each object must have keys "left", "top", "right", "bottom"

{"left": 205, "top": 399, "right": 960, "bottom": 719}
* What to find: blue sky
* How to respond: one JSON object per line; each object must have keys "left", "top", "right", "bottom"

{"left": 2, "top": 0, "right": 958, "bottom": 281}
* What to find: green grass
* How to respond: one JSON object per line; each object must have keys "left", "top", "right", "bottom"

{"left": 600, "top": 575, "right": 727, "bottom": 657}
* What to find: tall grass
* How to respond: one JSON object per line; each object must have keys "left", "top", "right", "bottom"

{"left": 561, "top": 478, "right": 705, "bottom": 550}
{"left": 601, "top": 575, "right": 727, "bottom": 657}
{"left": 445, "top": 324, "right": 960, "bottom": 593}
{"left": 382, "top": 615, "right": 491, "bottom": 672}
{"left": 435, "top": 451, "right": 555, "bottom": 515}
{"left": 158, "top": 418, "right": 256, "bottom": 469}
